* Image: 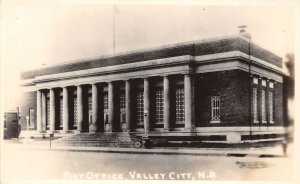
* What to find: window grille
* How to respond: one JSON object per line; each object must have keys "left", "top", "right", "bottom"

{"left": 261, "top": 90, "right": 266, "bottom": 122}
{"left": 120, "top": 92, "right": 126, "bottom": 109}
{"left": 88, "top": 95, "right": 92, "bottom": 111}
{"left": 59, "top": 97, "right": 63, "bottom": 127}
{"left": 88, "top": 95, "right": 92, "bottom": 124}
{"left": 103, "top": 93, "right": 108, "bottom": 109}
{"left": 73, "top": 97, "right": 78, "bottom": 126}
{"left": 120, "top": 92, "right": 126, "bottom": 124}
{"left": 175, "top": 88, "right": 185, "bottom": 122}
{"left": 136, "top": 91, "right": 144, "bottom": 125}
{"left": 211, "top": 96, "right": 220, "bottom": 122}
{"left": 269, "top": 91, "right": 274, "bottom": 123}
{"left": 253, "top": 88, "right": 258, "bottom": 122}
{"left": 46, "top": 97, "right": 50, "bottom": 128}
{"left": 155, "top": 89, "right": 164, "bottom": 123}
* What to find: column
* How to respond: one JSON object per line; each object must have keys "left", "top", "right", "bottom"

{"left": 49, "top": 88, "right": 55, "bottom": 132}
{"left": 36, "top": 90, "right": 42, "bottom": 132}
{"left": 63, "top": 87, "right": 69, "bottom": 132}
{"left": 77, "top": 85, "right": 83, "bottom": 132}
{"left": 41, "top": 91, "right": 47, "bottom": 132}
{"left": 163, "top": 76, "right": 171, "bottom": 130}
{"left": 125, "top": 80, "right": 132, "bottom": 131}
{"left": 90, "top": 83, "right": 99, "bottom": 133}
{"left": 184, "top": 74, "right": 194, "bottom": 130}
{"left": 108, "top": 82, "right": 115, "bottom": 131}
{"left": 144, "top": 78, "right": 150, "bottom": 131}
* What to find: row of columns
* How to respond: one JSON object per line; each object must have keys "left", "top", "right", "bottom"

{"left": 36, "top": 74, "right": 194, "bottom": 133}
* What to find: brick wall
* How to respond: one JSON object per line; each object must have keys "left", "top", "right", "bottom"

{"left": 274, "top": 82, "right": 284, "bottom": 126}
{"left": 19, "top": 91, "right": 37, "bottom": 131}
{"left": 21, "top": 37, "right": 282, "bottom": 80}
{"left": 195, "top": 70, "right": 250, "bottom": 127}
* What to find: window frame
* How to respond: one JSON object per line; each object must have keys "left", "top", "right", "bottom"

{"left": 210, "top": 96, "right": 221, "bottom": 123}
{"left": 175, "top": 87, "right": 185, "bottom": 124}
{"left": 155, "top": 88, "right": 164, "bottom": 124}
{"left": 261, "top": 89, "right": 267, "bottom": 124}
{"left": 252, "top": 87, "right": 259, "bottom": 123}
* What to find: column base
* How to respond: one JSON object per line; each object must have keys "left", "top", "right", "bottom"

{"left": 163, "top": 128, "right": 171, "bottom": 132}
{"left": 112, "top": 129, "right": 122, "bottom": 132}
{"left": 48, "top": 130, "right": 55, "bottom": 134}
{"left": 184, "top": 128, "right": 196, "bottom": 132}
{"left": 89, "top": 130, "right": 101, "bottom": 133}
{"left": 75, "top": 130, "right": 84, "bottom": 133}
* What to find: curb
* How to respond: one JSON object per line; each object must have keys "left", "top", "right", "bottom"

{"left": 22, "top": 145, "right": 283, "bottom": 157}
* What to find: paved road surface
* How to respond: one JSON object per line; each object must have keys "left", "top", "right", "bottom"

{"left": 1, "top": 143, "right": 293, "bottom": 182}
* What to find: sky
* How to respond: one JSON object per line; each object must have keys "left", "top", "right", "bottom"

{"left": 0, "top": 0, "right": 298, "bottom": 109}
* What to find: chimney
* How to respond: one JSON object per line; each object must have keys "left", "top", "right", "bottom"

{"left": 238, "top": 25, "right": 252, "bottom": 39}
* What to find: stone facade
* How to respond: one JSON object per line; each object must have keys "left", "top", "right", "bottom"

{"left": 19, "top": 34, "right": 285, "bottom": 143}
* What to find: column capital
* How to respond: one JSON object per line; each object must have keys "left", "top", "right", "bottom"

{"left": 89, "top": 82, "right": 98, "bottom": 85}
{"left": 161, "top": 74, "right": 170, "bottom": 78}
{"left": 36, "top": 88, "right": 47, "bottom": 92}
{"left": 124, "top": 78, "right": 132, "bottom": 82}
{"left": 61, "top": 85, "right": 69, "bottom": 89}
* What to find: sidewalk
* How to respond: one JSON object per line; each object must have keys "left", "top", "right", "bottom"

{"left": 2, "top": 139, "right": 291, "bottom": 157}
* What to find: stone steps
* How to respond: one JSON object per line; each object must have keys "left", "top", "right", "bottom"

{"left": 52, "top": 132, "right": 134, "bottom": 148}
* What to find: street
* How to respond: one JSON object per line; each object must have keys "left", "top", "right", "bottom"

{"left": 1, "top": 142, "right": 293, "bottom": 182}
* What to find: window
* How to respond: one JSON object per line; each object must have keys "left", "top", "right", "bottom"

{"left": 88, "top": 95, "right": 92, "bottom": 124}
{"left": 73, "top": 97, "right": 78, "bottom": 127}
{"left": 120, "top": 92, "right": 126, "bottom": 109}
{"left": 269, "top": 82, "right": 274, "bottom": 88}
{"left": 269, "top": 91, "right": 274, "bottom": 123}
{"left": 105, "top": 114, "right": 109, "bottom": 124}
{"left": 103, "top": 93, "right": 108, "bottom": 109}
{"left": 175, "top": 88, "right": 185, "bottom": 123}
{"left": 121, "top": 113, "right": 126, "bottom": 124}
{"left": 211, "top": 96, "right": 220, "bottom": 123}
{"left": 252, "top": 88, "right": 258, "bottom": 123}
{"left": 136, "top": 91, "right": 144, "bottom": 125}
{"left": 46, "top": 97, "right": 50, "bottom": 128}
{"left": 88, "top": 95, "right": 92, "bottom": 110}
{"left": 261, "top": 90, "right": 266, "bottom": 123}
{"left": 155, "top": 89, "right": 164, "bottom": 123}
{"left": 59, "top": 97, "right": 63, "bottom": 127}
{"left": 262, "top": 80, "right": 266, "bottom": 86}
{"left": 120, "top": 92, "right": 126, "bottom": 124}
{"left": 29, "top": 108, "right": 35, "bottom": 128}
{"left": 253, "top": 77, "right": 258, "bottom": 84}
